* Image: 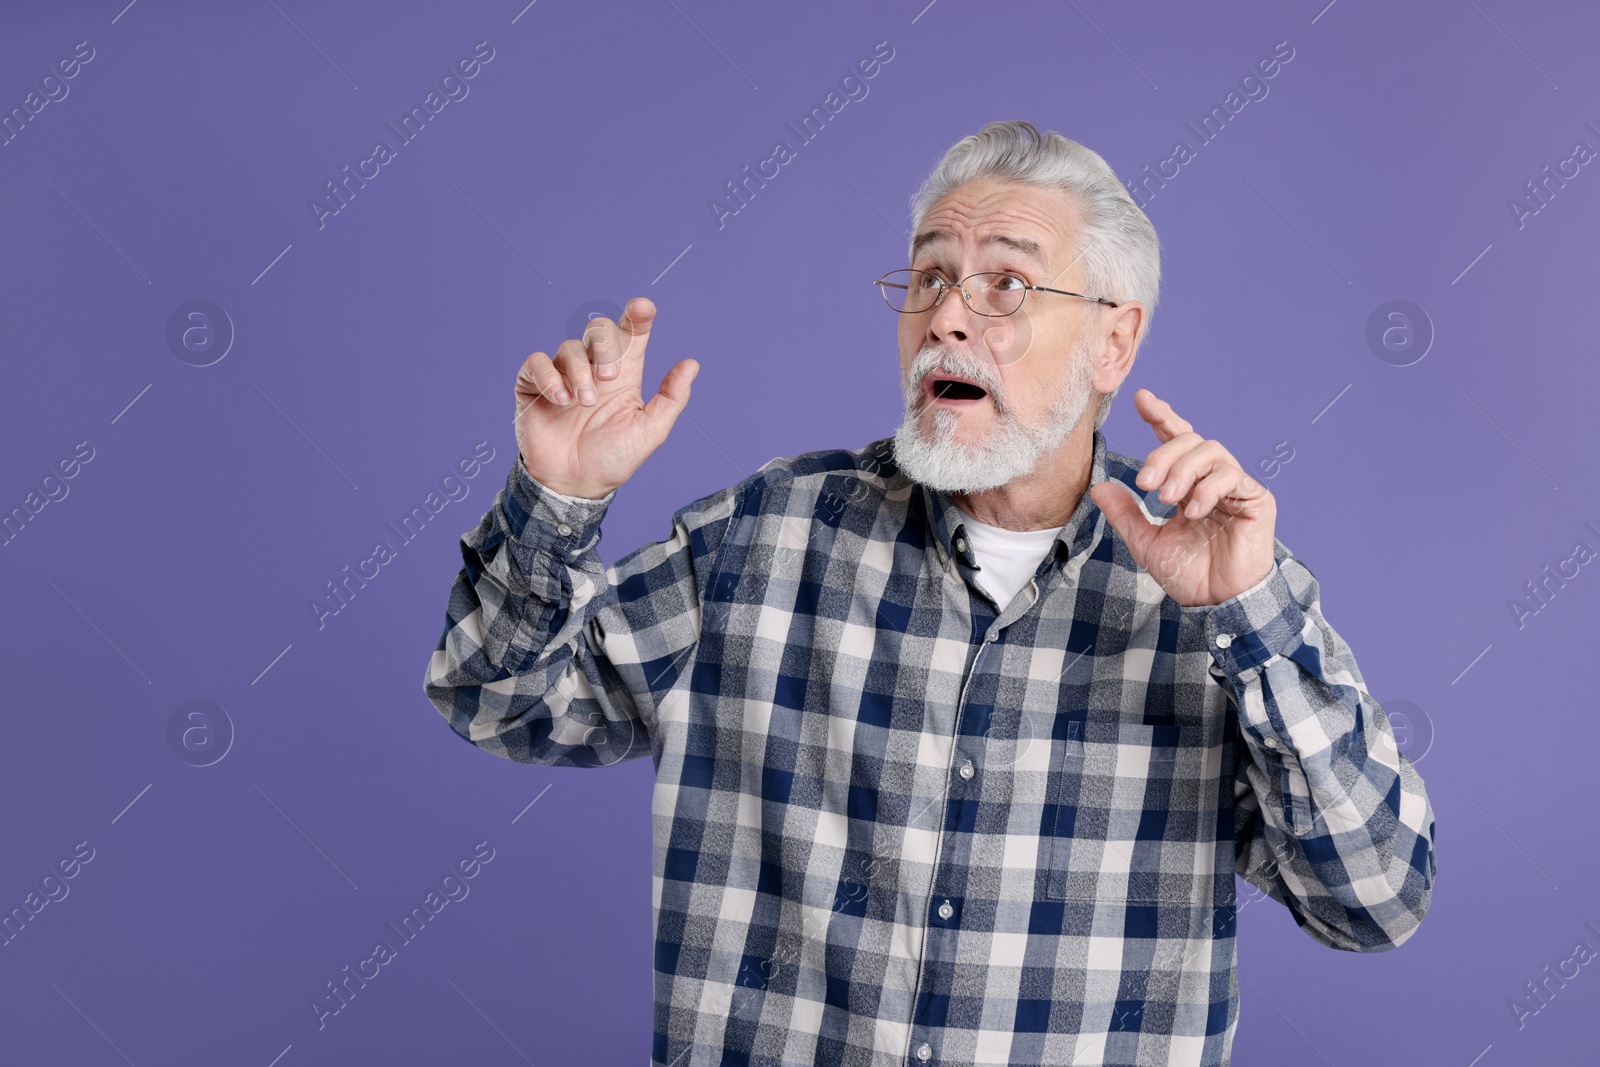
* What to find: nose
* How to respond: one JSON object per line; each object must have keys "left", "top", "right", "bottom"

{"left": 926, "top": 280, "right": 975, "bottom": 345}
{"left": 920, "top": 281, "right": 1009, "bottom": 381}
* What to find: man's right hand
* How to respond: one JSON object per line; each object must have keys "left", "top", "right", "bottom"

{"left": 514, "top": 297, "right": 698, "bottom": 499}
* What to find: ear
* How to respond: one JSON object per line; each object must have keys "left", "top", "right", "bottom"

{"left": 1092, "top": 301, "right": 1144, "bottom": 396}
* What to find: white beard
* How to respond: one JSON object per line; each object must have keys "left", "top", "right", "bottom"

{"left": 892, "top": 334, "right": 1098, "bottom": 495}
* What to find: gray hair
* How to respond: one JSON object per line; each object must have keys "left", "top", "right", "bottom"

{"left": 907, "top": 120, "right": 1161, "bottom": 429}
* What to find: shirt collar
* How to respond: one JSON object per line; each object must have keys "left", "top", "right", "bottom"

{"left": 918, "top": 427, "right": 1112, "bottom": 572}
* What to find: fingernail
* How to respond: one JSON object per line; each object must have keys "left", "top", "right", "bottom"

{"left": 596, "top": 361, "right": 618, "bottom": 380}
{"left": 551, "top": 386, "right": 571, "bottom": 404}
{"left": 579, "top": 385, "right": 596, "bottom": 405}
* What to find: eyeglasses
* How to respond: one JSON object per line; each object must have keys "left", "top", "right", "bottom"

{"left": 872, "top": 268, "right": 1119, "bottom": 317}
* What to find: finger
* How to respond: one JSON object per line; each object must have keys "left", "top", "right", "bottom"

{"left": 584, "top": 315, "right": 625, "bottom": 382}
{"left": 1088, "top": 480, "right": 1160, "bottom": 559}
{"left": 1151, "top": 439, "right": 1232, "bottom": 507}
{"left": 515, "top": 351, "right": 572, "bottom": 406}
{"left": 600, "top": 296, "right": 656, "bottom": 381}
{"left": 1134, "top": 388, "right": 1194, "bottom": 444}
{"left": 1134, "top": 431, "right": 1203, "bottom": 493}
{"left": 1181, "top": 464, "right": 1252, "bottom": 522}
{"left": 1206, "top": 473, "right": 1270, "bottom": 528}
{"left": 642, "top": 358, "right": 699, "bottom": 443}
{"left": 553, "top": 338, "right": 598, "bottom": 405}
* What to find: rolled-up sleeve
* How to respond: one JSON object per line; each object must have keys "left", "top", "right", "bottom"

{"left": 1184, "top": 540, "right": 1437, "bottom": 951}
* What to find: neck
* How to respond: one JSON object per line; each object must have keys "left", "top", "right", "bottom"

{"left": 952, "top": 414, "right": 1096, "bottom": 531}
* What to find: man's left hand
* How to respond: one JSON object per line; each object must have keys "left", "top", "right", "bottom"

{"left": 1088, "top": 388, "right": 1277, "bottom": 608}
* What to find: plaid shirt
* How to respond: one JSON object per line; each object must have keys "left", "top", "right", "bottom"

{"left": 423, "top": 428, "right": 1436, "bottom": 1067}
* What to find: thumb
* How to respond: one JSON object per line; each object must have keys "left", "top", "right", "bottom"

{"left": 1089, "top": 480, "right": 1157, "bottom": 558}
{"left": 642, "top": 357, "right": 699, "bottom": 444}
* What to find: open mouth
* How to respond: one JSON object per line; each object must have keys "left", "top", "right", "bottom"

{"left": 927, "top": 376, "right": 989, "bottom": 403}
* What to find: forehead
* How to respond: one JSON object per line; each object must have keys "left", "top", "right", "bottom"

{"left": 912, "top": 179, "right": 1079, "bottom": 267}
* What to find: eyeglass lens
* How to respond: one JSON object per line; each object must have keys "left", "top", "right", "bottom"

{"left": 878, "top": 269, "right": 1025, "bottom": 316}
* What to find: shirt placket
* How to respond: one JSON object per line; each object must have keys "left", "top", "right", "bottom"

{"left": 902, "top": 553, "right": 1046, "bottom": 1065}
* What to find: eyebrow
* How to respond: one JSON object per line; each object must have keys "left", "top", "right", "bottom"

{"left": 910, "top": 228, "right": 1046, "bottom": 267}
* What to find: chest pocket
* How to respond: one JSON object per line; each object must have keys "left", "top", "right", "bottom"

{"left": 1044, "top": 716, "right": 1220, "bottom": 905}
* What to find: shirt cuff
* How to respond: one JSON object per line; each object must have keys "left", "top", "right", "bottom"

{"left": 1180, "top": 559, "right": 1307, "bottom": 678}
{"left": 504, "top": 450, "right": 616, "bottom": 557}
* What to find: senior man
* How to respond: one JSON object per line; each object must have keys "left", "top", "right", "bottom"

{"left": 423, "top": 120, "right": 1435, "bottom": 1067}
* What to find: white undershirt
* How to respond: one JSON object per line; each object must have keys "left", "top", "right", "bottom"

{"left": 956, "top": 511, "right": 1064, "bottom": 610}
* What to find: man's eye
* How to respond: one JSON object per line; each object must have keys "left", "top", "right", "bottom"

{"left": 915, "top": 272, "right": 944, "bottom": 289}
{"left": 994, "top": 274, "right": 1026, "bottom": 290}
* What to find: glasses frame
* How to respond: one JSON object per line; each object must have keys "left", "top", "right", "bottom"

{"left": 872, "top": 268, "right": 1120, "bottom": 317}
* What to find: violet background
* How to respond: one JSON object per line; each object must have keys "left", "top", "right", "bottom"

{"left": 1, "top": 1, "right": 1595, "bottom": 1064}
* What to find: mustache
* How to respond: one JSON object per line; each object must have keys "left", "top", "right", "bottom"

{"left": 906, "top": 346, "right": 1006, "bottom": 412}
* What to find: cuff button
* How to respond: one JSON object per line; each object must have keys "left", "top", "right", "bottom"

{"left": 556, "top": 522, "right": 574, "bottom": 537}
{"left": 1215, "top": 633, "right": 1233, "bottom": 649}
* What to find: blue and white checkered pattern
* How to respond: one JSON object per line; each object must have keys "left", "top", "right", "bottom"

{"left": 423, "top": 428, "right": 1436, "bottom": 1067}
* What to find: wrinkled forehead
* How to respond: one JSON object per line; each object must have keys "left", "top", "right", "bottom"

{"left": 912, "top": 182, "right": 1080, "bottom": 271}
{"left": 911, "top": 228, "right": 1047, "bottom": 269}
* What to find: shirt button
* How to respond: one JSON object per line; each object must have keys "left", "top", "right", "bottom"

{"left": 1215, "top": 633, "right": 1233, "bottom": 649}
{"left": 954, "top": 536, "right": 967, "bottom": 553}
{"left": 916, "top": 1043, "right": 932, "bottom": 1061}
{"left": 556, "top": 522, "right": 574, "bottom": 537}
{"left": 937, "top": 900, "right": 953, "bottom": 919}
{"left": 1264, "top": 737, "right": 1280, "bottom": 749}
{"left": 958, "top": 760, "right": 974, "bottom": 780}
